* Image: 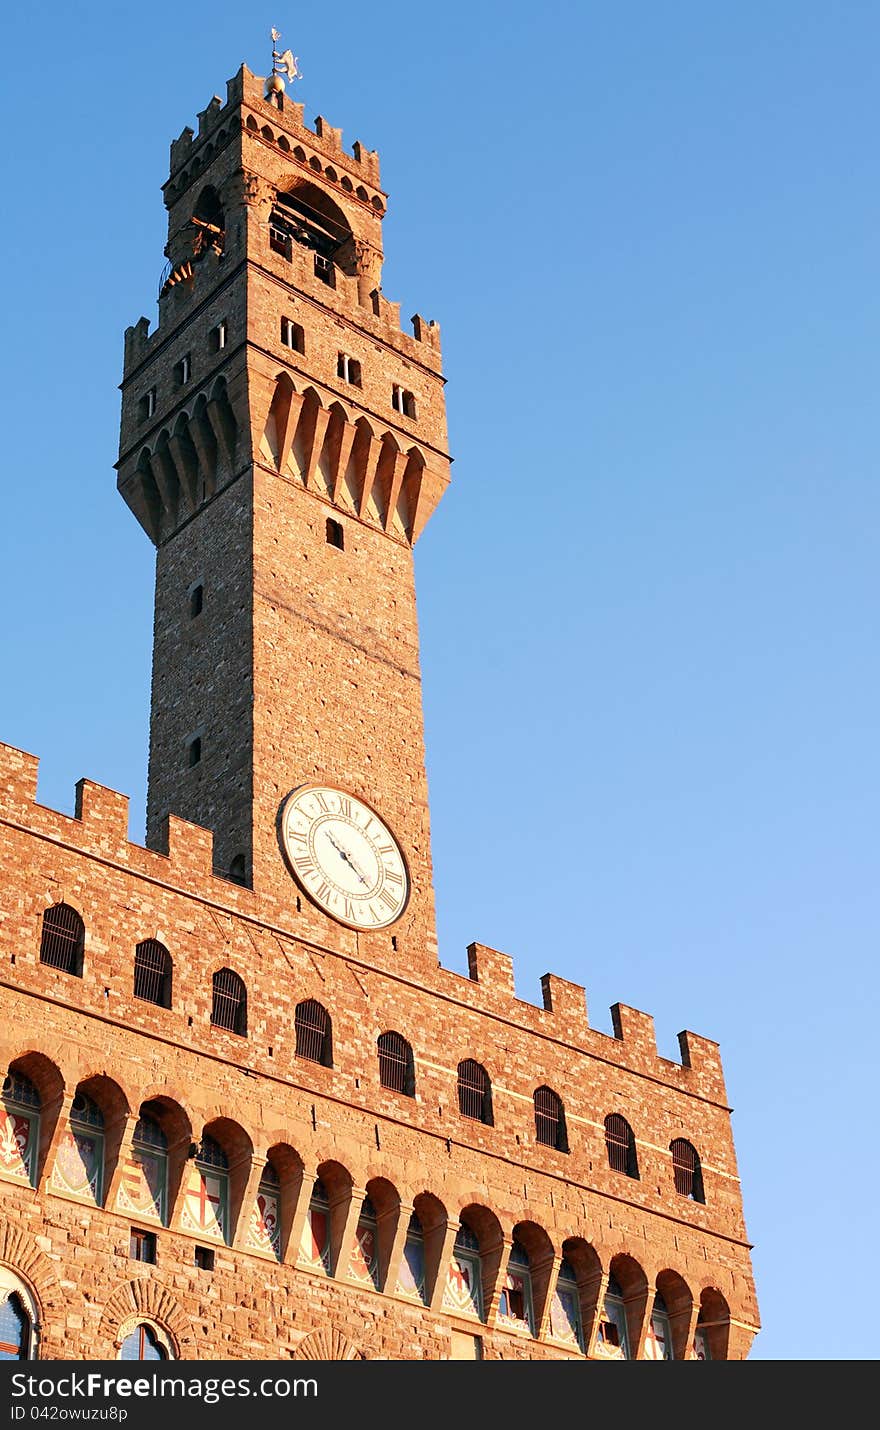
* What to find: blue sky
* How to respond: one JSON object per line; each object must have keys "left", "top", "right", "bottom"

{"left": 1, "top": 2, "right": 877, "bottom": 1359}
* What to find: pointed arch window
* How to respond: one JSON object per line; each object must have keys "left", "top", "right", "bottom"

{"left": 497, "top": 1241, "right": 534, "bottom": 1335}
{"left": 534, "top": 1086, "right": 567, "bottom": 1151}
{"left": 457, "top": 1060, "right": 493, "bottom": 1125}
{"left": 51, "top": 1091, "right": 104, "bottom": 1205}
{"left": 548, "top": 1257, "right": 584, "bottom": 1351}
{"left": 671, "top": 1138, "right": 705, "bottom": 1202}
{"left": 377, "top": 1031, "right": 415, "bottom": 1096}
{"left": 596, "top": 1274, "right": 630, "bottom": 1360}
{"left": 39, "top": 903, "right": 84, "bottom": 976}
{"left": 181, "top": 1135, "right": 228, "bottom": 1244}
{"left": 211, "top": 968, "right": 247, "bottom": 1036}
{"left": 117, "top": 1111, "right": 168, "bottom": 1225}
{"left": 134, "top": 940, "right": 172, "bottom": 1008}
{"left": 295, "top": 1000, "right": 332, "bottom": 1066}
{"left": 0, "top": 1071, "right": 40, "bottom": 1187}
{"left": 604, "top": 1113, "right": 639, "bottom": 1178}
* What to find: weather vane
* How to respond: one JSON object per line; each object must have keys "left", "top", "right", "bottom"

{"left": 270, "top": 27, "right": 300, "bottom": 86}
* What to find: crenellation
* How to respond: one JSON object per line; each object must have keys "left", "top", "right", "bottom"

{"left": 197, "top": 96, "right": 223, "bottom": 137}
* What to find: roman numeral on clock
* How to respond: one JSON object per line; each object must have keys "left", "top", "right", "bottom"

{"left": 378, "top": 887, "right": 399, "bottom": 912}
{"left": 384, "top": 866, "right": 403, "bottom": 886}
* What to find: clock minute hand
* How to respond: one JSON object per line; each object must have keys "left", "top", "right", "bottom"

{"left": 325, "top": 830, "right": 369, "bottom": 886}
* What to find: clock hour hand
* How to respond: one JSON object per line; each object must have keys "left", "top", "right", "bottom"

{"left": 325, "top": 830, "right": 369, "bottom": 886}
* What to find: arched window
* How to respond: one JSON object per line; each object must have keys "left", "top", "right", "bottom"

{"left": 497, "top": 1241, "right": 534, "bottom": 1335}
{"left": 671, "top": 1139, "right": 705, "bottom": 1202}
{"left": 442, "top": 1223, "right": 482, "bottom": 1320}
{"left": 396, "top": 1211, "right": 427, "bottom": 1304}
{"left": 211, "top": 968, "right": 247, "bottom": 1036}
{"left": 298, "top": 1176, "right": 330, "bottom": 1274}
{"left": 533, "top": 1086, "right": 567, "bottom": 1151}
{"left": 645, "top": 1291, "right": 674, "bottom": 1360}
{"left": 295, "top": 1000, "right": 332, "bottom": 1066}
{"left": 0, "top": 1071, "right": 41, "bottom": 1187}
{"left": 191, "top": 186, "right": 225, "bottom": 259}
{"left": 117, "top": 1110, "right": 168, "bottom": 1225}
{"left": 181, "top": 1134, "right": 228, "bottom": 1243}
{"left": 51, "top": 1090, "right": 104, "bottom": 1204}
{"left": 0, "top": 1291, "right": 30, "bottom": 1361}
{"left": 39, "top": 903, "right": 84, "bottom": 976}
{"left": 548, "top": 1257, "right": 583, "bottom": 1350}
{"left": 377, "top": 1032, "right": 415, "bottom": 1096}
{"left": 133, "top": 940, "right": 172, "bottom": 1008}
{"left": 347, "top": 1194, "right": 380, "bottom": 1289}
{"left": 596, "top": 1274, "right": 630, "bottom": 1359}
{"left": 604, "top": 1113, "right": 639, "bottom": 1178}
{"left": 0, "top": 1268, "right": 38, "bottom": 1358}
{"left": 457, "top": 1060, "right": 493, "bottom": 1125}
{"left": 119, "top": 1324, "right": 168, "bottom": 1361}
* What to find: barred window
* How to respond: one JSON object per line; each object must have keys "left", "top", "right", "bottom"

{"left": 133, "top": 940, "right": 172, "bottom": 1008}
{"left": 295, "top": 999, "right": 332, "bottom": 1066}
{"left": 211, "top": 968, "right": 247, "bottom": 1036}
{"left": 39, "top": 903, "right": 84, "bottom": 976}
{"left": 457, "top": 1060, "right": 493, "bottom": 1125}
{"left": 670, "top": 1138, "right": 705, "bottom": 1202}
{"left": 377, "top": 1031, "right": 415, "bottom": 1096}
{"left": 604, "top": 1113, "right": 639, "bottom": 1179}
{"left": 533, "top": 1086, "right": 568, "bottom": 1152}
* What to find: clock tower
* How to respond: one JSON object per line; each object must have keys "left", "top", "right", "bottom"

{"left": 117, "top": 63, "right": 450, "bottom": 971}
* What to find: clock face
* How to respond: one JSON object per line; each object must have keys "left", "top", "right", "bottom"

{"left": 279, "top": 784, "right": 410, "bottom": 929}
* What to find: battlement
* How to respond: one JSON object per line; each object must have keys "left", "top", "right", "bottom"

{"left": 0, "top": 741, "right": 728, "bottom": 1106}
{"left": 166, "top": 66, "right": 382, "bottom": 198}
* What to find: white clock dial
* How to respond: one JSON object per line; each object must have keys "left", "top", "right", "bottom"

{"left": 279, "top": 784, "right": 410, "bottom": 929}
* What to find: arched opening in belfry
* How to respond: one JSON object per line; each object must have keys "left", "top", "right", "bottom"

{"left": 191, "top": 186, "right": 225, "bottom": 259}
{"left": 269, "top": 180, "right": 356, "bottom": 280}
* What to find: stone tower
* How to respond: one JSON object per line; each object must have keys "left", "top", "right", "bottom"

{"left": 117, "top": 65, "right": 450, "bottom": 976}
{"left": 0, "top": 59, "right": 759, "bottom": 1363}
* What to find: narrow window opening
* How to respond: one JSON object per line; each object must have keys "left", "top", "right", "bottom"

{"left": 392, "top": 385, "right": 417, "bottom": 419}
{"left": 189, "top": 584, "right": 203, "bottom": 619}
{"left": 229, "top": 854, "right": 247, "bottom": 886}
{"left": 187, "top": 736, "right": 202, "bottom": 768}
{"left": 281, "top": 316, "right": 305, "bottom": 353}
{"left": 326, "top": 518, "right": 344, "bottom": 550}
{"left": 210, "top": 320, "right": 228, "bottom": 352}
{"left": 314, "top": 253, "right": 335, "bottom": 286}
{"left": 337, "top": 353, "right": 362, "bottom": 387}
{"left": 175, "top": 353, "right": 191, "bottom": 386}
{"left": 194, "top": 1246, "right": 215, "bottom": 1271}
{"left": 139, "top": 389, "right": 156, "bottom": 422}
{"left": 129, "top": 1228, "right": 157, "bottom": 1264}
